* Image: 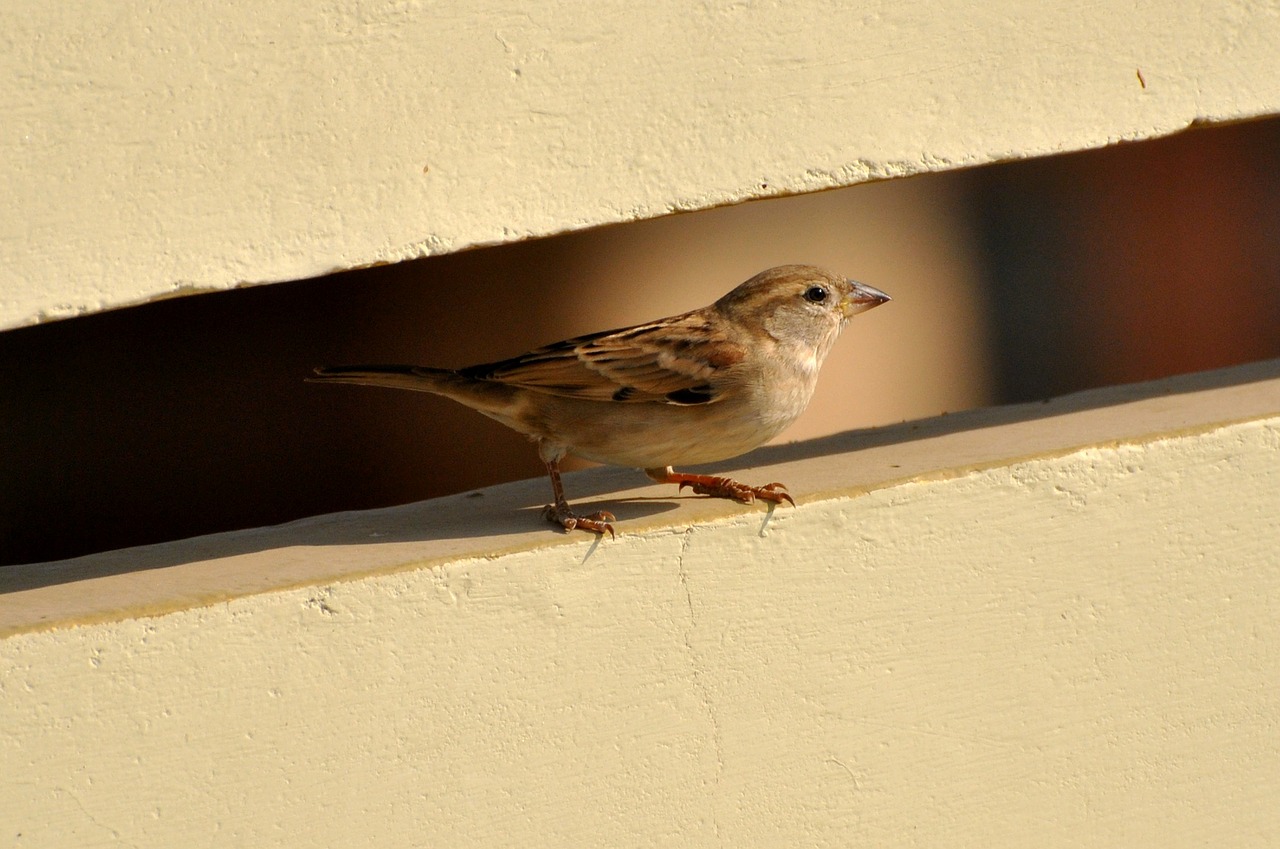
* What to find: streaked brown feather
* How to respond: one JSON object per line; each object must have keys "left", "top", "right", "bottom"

{"left": 458, "top": 310, "right": 747, "bottom": 404}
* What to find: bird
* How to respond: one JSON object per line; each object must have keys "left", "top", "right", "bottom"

{"left": 310, "top": 264, "right": 890, "bottom": 537}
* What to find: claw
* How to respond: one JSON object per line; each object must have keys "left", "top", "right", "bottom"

{"left": 544, "top": 503, "right": 616, "bottom": 539}
{"left": 666, "top": 471, "right": 794, "bottom": 507}
{"left": 754, "top": 483, "right": 796, "bottom": 507}
{"left": 543, "top": 457, "right": 617, "bottom": 537}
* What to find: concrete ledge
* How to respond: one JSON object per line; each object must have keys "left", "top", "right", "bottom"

{"left": 3, "top": 361, "right": 1279, "bottom": 846}
{"left": 4, "top": 359, "right": 1279, "bottom": 633}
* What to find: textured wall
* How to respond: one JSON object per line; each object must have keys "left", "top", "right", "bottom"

{"left": 4, "top": 3, "right": 1280, "bottom": 845}
{"left": 3, "top": 1, "right": 1280, "bottom": 328}
{"left": 3, "top": 364, "right": 1279, "bottom": 846}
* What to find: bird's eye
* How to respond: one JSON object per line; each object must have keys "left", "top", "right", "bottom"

{"left": 803, "top": 285, "right": 829, "bottom": 304}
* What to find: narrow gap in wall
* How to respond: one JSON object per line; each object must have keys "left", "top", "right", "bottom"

{"left": 2, "top": 116, "right": 1279, "bottom": 567}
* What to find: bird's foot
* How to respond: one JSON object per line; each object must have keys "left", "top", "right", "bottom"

{"left": 659, "top": 471, "right": 795, "bottom": 506}
{"left": 543, "top": 502, "right": 617, "bottom": 538}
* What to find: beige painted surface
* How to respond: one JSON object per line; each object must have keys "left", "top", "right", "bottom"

{"left": 3, "top": 1, "right": 1280, "bottom": 328}
{"left": 3, "top": 362, "right": 1279, "bottom": 846}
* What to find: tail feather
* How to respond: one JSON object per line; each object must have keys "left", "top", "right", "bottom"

{"left": 308, "top": 364, "right": 524, "bottom": 422}
{"left": 308, "top": 364, "right": 456, "bottom": 393}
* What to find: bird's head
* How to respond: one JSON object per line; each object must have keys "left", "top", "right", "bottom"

{"left": 715, "top": 264, "right": 890, "bottom": 359}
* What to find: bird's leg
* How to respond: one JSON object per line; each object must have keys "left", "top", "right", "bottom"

{"left": 644, "top": 466, "right": 795, "bottom": 507}
{"left": 543, "top": 459, "right": 616, "bottom": 538}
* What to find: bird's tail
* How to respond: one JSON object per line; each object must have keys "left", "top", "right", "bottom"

{"left": 307, "top": 364, "right": 457, "bottom": 393}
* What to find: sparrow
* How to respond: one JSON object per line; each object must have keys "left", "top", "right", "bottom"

{"left": 311, "top": 264, "right": 889, "bottom": 537}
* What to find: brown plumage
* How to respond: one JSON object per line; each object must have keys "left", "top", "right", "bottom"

{"left": 311, "top": 264, "right": 890, "bottom": 536}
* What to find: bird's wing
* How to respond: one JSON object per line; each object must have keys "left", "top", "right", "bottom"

{"left": 457, "top": 310, "right": 746, "bottom": 405}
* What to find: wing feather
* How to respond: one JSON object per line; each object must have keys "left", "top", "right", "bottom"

{"left": 457, "top": 310, "right": 746, "bottom": 404}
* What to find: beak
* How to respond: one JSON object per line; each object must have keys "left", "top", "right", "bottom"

{"left": 841, "top": 280, "right": 891, "bottom": 318}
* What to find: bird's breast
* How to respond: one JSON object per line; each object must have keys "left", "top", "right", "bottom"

{"left": 541, "top": 369, "right": 819, "bottom": 469}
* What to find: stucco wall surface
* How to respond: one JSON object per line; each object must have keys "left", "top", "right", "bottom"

{"left": 3, "top": 1, "right": 1280, "bottom": 328}
{"left": 3, "top": 364, "right": 1279, "bottom": 847}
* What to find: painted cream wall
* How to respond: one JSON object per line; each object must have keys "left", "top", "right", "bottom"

{"left": 5, "top": 3, "right": 1280, "bottom": 846}
{"left": 3, "top": 363, "right": 1280, "bottom": 847}
{"left": 3, "top": 1, "right": 1280, "bottom": 328}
